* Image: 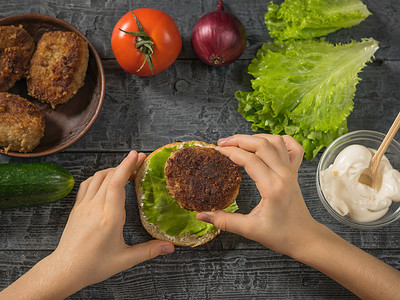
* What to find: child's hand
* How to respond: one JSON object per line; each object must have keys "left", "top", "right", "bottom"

{"left": 1, "top": 151, "right": 175, "bottom": 299}
{"left": 197, "top": 134, "right": 318, "bottom": 257}
{"left": 51, "top": 151, "right": 175, "bottom": 290}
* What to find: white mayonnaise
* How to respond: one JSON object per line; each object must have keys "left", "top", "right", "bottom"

{"left": 320, "top": 144, "right": 400, "bottom": 222}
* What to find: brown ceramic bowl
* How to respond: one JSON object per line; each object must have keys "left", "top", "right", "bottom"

{"left": 0, "top": 14, "right": 105, "bottom": 157}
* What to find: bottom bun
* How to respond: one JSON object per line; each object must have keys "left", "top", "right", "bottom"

{"left": 138, "top": 209, "right": 220, "bottom": 247}
{"left": 135, "top": 141, "right": 221, "bottom": 247}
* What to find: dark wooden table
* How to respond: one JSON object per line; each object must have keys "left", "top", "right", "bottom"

{"left": 0, "top": 1, "right": 399, "bottom": 299}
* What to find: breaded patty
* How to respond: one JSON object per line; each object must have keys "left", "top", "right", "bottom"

{"left": 0, "top": 25, "right": 34, "bottom": 91}
{"left": 0, "top": 92, "right": 45, "bottom": 153}
{"left": 164, "top": 146, "right": 242, "bottom": 212}
{"left": 27, "top": 31, "right": 89, "bottom": 108}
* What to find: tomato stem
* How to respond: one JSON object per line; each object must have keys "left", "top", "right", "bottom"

{"left": 119, "top": 13, "right": 158, "bottom": 74}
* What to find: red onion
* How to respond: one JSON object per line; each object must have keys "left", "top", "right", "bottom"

{"left": 191, "top": 0, "right": 247, "bottom": 67}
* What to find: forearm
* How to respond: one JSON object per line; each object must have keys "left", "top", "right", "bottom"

{"left": 293, "top": 224, "right": 400, "bottom": 299}
{"left": 0, "top": 253, "right": 83, "bottom": 300}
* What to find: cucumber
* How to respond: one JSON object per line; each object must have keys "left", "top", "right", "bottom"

{"left": 0, "top": 162, "right": 75, "bottom": 209}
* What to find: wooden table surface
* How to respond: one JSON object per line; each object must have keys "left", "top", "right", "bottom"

{"left": 1, "top": 0, "right": 399, "bottom": 299}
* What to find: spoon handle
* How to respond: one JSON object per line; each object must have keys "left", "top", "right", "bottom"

{"left": 371, "top": 112, "right": 400, "bottom": 175}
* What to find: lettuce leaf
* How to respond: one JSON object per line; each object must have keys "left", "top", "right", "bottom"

{"left": 141, "top": 146, "right": 239, "bottom": 237}
{"left": 265, "top": 0, "right": 371, "bottom": 41}
{"left": 236, "top": 38, "right": 378, "bottom": 160}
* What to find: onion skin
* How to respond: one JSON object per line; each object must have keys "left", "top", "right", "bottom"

{"left": 191, "top": 1, "right": 247, "bottom": 67}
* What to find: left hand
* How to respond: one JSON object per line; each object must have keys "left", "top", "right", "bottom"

{"left": 0, "top": 151, "right": 174, "bottom": 300}
{"left": 50, "top": 150, "right": 175, "bottom": 290}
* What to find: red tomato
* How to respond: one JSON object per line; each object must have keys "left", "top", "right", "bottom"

{"left": 111, "top": 8, "right": 182, "bottom": 76}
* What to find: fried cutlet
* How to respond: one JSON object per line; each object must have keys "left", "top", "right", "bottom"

{"left": 0, "top": 25, "right": 34, "bottom": 91}
{"left": 0, "top": 92, "right": 45, "bottom": 153}
{"left": 164, "top": 146, "right": 242, "bottom": 212}
{"left": 27, "top": 31, "right": 89, "bottom": 109}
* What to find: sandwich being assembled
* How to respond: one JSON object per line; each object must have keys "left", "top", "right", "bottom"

{"left": 135, "top": 141, "right": 242, "bottom": 247}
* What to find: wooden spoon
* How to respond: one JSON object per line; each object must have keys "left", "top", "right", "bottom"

{"left": 358, "top": 112, "right": 400, "bottom": 189}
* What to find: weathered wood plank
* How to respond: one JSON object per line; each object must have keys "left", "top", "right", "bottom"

{"left": 0, "top": 0, "right": 398, "bottom": 60}
{"left": 3, "top": 248, "right": 400, "bottom": 299}
{"left": 68, "top": 59, "right": 254, "bottom": 152}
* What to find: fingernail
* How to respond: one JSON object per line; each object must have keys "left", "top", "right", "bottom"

{"left": 161, "top": 243, "right": 174, "bottom": 255}
{"left": 219, "top": 137, "right": 234, "bottom": 145}
{"left": 196, "top": 212, "right": 213, "bottom": 224}
{"left": 128, "top": 150, "right": 137, "bottom": 157}
{"left": 218, "top": 137, "right": 230, "bottom": 145}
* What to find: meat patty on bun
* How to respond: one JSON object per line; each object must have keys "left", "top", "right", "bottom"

{"left": 165, "top": 146, "right": 241, "bottom": 212}
{"left": 135, "top": 141, "right": 241, "bottom": 247}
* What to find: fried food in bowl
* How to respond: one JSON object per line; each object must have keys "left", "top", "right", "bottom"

{"left": 0, "top": 14, "right": 104, "bottom": 157}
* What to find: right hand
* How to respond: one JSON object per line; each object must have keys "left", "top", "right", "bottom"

{"left": 197, "top": 134, "right": 320, "bottom": 257}
{"left": 197, "top": 134, "right": 400, "bottom": 300}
